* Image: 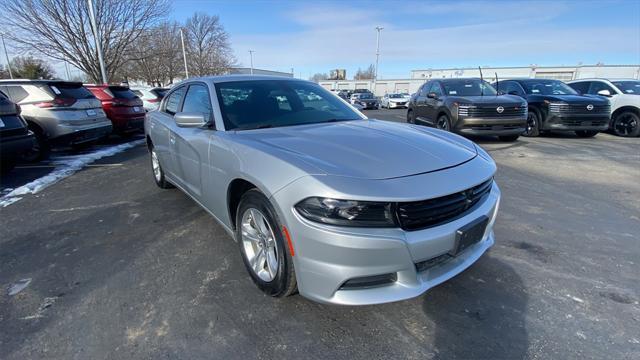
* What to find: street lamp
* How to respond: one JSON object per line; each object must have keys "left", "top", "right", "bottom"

{"left": 374, "top": 26, "right": 384, "bottom": 82}
{"left": 1, "top": 33, "right": 13, "bottom": 79}
{"left": 180, "top": 28, "right": 189, "bottom": 78}
{"left": 87, "top": 0, "right": 108, "bottom": 84}
{"left": 248, "top": 50, "right": 255, "bottom": 75}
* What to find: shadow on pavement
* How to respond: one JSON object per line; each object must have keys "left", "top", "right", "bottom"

{"left": 422, "top": 255, "right": 528, "bottom": 359}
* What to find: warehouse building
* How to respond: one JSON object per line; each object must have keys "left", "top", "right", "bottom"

{"left": 318, "top": 64, "right": 640, "bottom": 96}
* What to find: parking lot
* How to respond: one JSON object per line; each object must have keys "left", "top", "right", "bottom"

{"left": 1, "top": 109, "right": 639, "bottom": 359}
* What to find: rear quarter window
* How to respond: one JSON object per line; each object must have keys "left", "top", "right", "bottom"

{"left": 108, "top": 87, "right": 138, "bottom": 99}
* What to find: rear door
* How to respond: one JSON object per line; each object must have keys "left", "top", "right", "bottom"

{"left": 172, "top": 83, "right": 214, "bottom": 198}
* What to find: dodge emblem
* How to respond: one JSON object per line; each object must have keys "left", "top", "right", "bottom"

{"left": 587, "top": 104, "right": 594, "bottom": 111}
{"left": 496, "top": 106, "right": 504, "bottom": 113}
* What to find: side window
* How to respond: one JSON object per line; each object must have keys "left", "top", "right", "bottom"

{"left": 429, "top": 82, "right": 443, "bottom": 97}
{"left": 3, "top": 85, "right": 29, "bottom": 103}
{"left": 181, "top": 84, "right": 213, "bottom": 123}
{"left": 419, "top": 83, "right": 430, "bottom": 97}
{"left": 588, "top": 81, "right": 615, "bottom": 95}
{"left": 506, "top": 82, "right": 524, "bottom": 96}
{"left": 568, "top": 81, "right": 590, "bottom": 94}
{"left": 163, "top": 86, "right": 186, "bottom": 115}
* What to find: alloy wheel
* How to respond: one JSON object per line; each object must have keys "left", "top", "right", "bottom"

{"left": 241, "top": 208, "right": 278, "bottom": 282}
{"left": 436, "top": 116, "right": 450, "bottom": 130}
{"left": 151, "top": 149, "right": 161, "bottom": 182}
{"left": 613, "top": 113, "right": 639, "bottom": 137}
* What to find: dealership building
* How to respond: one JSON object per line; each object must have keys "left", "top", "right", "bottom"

{"left": 318, "top": 64, "right": 640, "bottom": 96}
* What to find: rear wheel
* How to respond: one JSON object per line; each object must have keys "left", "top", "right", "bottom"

{"left": 150, "top": 146, "right": 173, "bottom": 189}
{"left": 575, "top": 130, "right": 599, "bottom": 138}
{"left": 236, "top": 189, "right": 297, "bottom": 297}
{"left": 523, "top": 111, "right": 540, "bottom": 137}
{"left": 22, "top": 126, "right": 50, "bottom": 162}
{"left": 611, "top": 111, "right": 640, "bottom": 137}
{"left": 498, "top": 134, "right": 520, "bottom": 142}
{"left": 407, "top": 109, "right": 415, "bottom": 124}
{"left": 436, "top": 114, "right": 451, "bottom": 131}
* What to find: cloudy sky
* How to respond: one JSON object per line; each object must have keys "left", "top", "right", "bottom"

{"left": 171, "top": 0, "right": 640, "bottom": 79}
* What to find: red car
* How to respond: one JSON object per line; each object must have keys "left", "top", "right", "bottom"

{"left": 84, "top": 85, "right": 145, "bottom": 134}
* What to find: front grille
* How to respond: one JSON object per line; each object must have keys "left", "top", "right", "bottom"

{"left": 548, "top": 103, "right": 610, "bottom": 115}
{"left": 459, "top": 105, "right": 526, "bottom": 118}
{"left": 464, "top": 123, "right": 524, "bottom": 131}
{"left": 396, "top": 179, "right": 493, "bottom": 231}
{"left": 393, "top": 102, "right": 406, "bottom": 106}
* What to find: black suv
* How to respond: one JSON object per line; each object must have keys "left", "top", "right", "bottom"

{"left": 407, "top": 78, "right": 527, "bottom": 141}
{"left": 493, "top": 79, "right": 610, "bottom": 137}
{"left": 0, "top": 90, "right": 35, "bottom": 172}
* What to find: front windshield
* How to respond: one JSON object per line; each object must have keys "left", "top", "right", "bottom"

{"left": 521, "top": 80, "right": 577, "bottom": 95}
{"left": 388, "top": 94, "right": 403, "bottom": 98}
{"left": 612, "top": 81, "right": 640, "bottom": 95}
{"left": 359, "top": 93, "right": 374, "bottom": 99}
{"left": 441, "top": 80, "right": 497, "bottom": 96}
{"left": 216, "top": 80, "right": 362, "bottom": 130}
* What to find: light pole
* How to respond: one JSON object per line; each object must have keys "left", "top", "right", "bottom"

{"left": 180, "top": 28, "right": 189, "bottom": 78}
{"left": 1, "top": 34, "right": 13, "bottom": 79}
{"left": 248, "top": 50, "right": 255, "bottom": 74}
{"left": 87, "top": 0, "right": 108, "bottom": 84}
{"left": 374, "top": 26, "right": 383, "bottom": 84}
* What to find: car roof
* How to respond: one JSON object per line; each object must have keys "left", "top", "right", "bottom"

{"left": 568, "top": 78, "right": 638, "bottom": 82}
{"left": 180, "top": 74, "right": 306, "bottom": 85}
{"left": 0, "top": 79, "right": 75, "bottom": 84}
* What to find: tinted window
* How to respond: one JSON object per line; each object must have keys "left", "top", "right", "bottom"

{"left": 429, "top": 82, "right": 443, "bottom": 97}
{"left": 215, "top": 80, "right": 361, "bottom": 131}
{"left": 442, "top": 79, "right": 497, "bottom": 96}
{"left": 568, "top": 81, "right": 590, "bottom": 94}
{"left": 49, "top": 83, "right": 95, "bottom": 99}
{"left": 164, "top": 87, "right": 186, "bottom": 115}
{"left": 108, "top": 86, "right": 138, "bottom": 99}
{"left": 419, "top": 83, "right": 430, "bottom": 97}
{"left": 151, "top": 88, "right": 169, "bottom": 98}
{"left": 132, "top": 90, "right": 143, "bottom": 97}
{"left": 389, "top": 94, "right": 403, "bottom": 98}
{"left": 521, "top": 80, "right": 577, "bottom": 95}
{"left": 181, "top": 84, "right": 212, "bottom": 122}
{"left": 612, "top": 81, "right": 640, "bottom": 95}
{"left": 588, "top": 82, "right": 616, "bottom": 95}
{"left": 2, "top": 86, "right": 29, "bottom": 103}
{"left": 506, "top": 81, "right": 525, "bottom": 96}
{"left": 0, "top": 89, "right": 6, "bottom": 99}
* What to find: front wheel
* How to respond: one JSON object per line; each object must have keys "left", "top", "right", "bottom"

{"left": 407, "top": 109, "right": 415, "bottom": 124}
{"left": 436, "top": 114, "right": 451, "bottom": 131}
{"left": 523, "top": 111, "right": 540, "bottom": 137}
{"left": 236, "top": 189, "right": 297, "bottom": 297}
{"left": 611, "top": 111, "right": 640, "bottom": 137}
{"left": 150, "top": 146, "right": 174, "bottom": 189}
{"left": 575, "top": 130, "right": 599, "bottom": 138}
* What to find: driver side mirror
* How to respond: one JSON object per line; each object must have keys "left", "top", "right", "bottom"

{"left": 597, "top": 89, "right": 612, "bottom": 97}
{"left": 427, "top": 92, "right": 437, "bottom": 99}
{"left": 175, "top": 112, "right": 208, "bottom": 128}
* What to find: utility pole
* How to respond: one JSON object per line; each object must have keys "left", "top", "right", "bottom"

{"left": 180, "top": 28, "right": 189, "bottom": 78}
{"left": 248, "top": 50, "right": 255, "bottom": 74}
{"left": 374, "top": 26, "right": 384, "bottom": 85}
{"left": 87, "top": 0, "right": 108, "bottom": 84}
{"left": 1, "top": 34, "right": 13, "bottom": 79}
{"left": 64, "top": 60, "right": 71, "bottom": 80}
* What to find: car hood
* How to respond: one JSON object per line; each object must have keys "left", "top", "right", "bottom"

{"left": 237, "top": 120, "right": 477, "bottom": 180}
{"left": 451, "top": 95, "right": 524, "bottom": 105}
{"left": 529, "top": 94, "right": 610, "bottom": 104}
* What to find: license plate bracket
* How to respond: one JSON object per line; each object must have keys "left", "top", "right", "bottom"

{"left": 86, "top": 109, "right": 97, "bottom": 116}
{"left": 449, "top": 216, "right": 489, "bottom": 256}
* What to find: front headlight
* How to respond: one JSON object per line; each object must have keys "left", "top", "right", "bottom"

{"left": 295, "top": 197, "right": 396, "bottom": 227}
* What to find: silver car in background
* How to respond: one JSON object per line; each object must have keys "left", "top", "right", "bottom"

{"left": 0, "top": 80, "right": 112, "bottom": 160}
{"left": 145, "top": 75, "right": 500, "bottom": 305}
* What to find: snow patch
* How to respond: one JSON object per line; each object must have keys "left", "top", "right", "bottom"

{"left": 1, "top": 139, "right": 144, "bottom": 208}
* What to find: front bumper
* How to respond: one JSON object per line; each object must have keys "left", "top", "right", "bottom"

{"left": 543, "top": 113, "right": 610, "bottom": 131}
{"left": 388, "top": 101, "right": 408, "bottom": 108}
{"left": 455, "top": 116, "right": 526, "bottom": 136}
{"left": 271, "top": 156, "right": 498, "bottom": 305}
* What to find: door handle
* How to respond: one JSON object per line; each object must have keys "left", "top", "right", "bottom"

{"left": 170, "top": 136, "right": 176, "bottom": 144}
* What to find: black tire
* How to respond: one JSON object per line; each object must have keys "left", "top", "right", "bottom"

{"left": 575, "top": 130, "right": 599, "bottom": 138}
{"left": 407, "top": 109, "right": 415, "bottom": 124}
{"left": 236, "top": 189, "right": 297, "bottom": 297}
{"left": 498, "top": 134, "right": 520, "bottom": 142}
{"left": 523, "top": 110, "right": 540, "bottom": 137}
{"left": 150, "top": 146, "right": 174, "bottom": 189}
{"left": 436, "top": 114, "right": 451, "bottom": 131}
{"left": 22, "top": 126, "right": 50, "bottom": 162}
{"left": 611, "top": 111, "right": 640, "bottom": 137}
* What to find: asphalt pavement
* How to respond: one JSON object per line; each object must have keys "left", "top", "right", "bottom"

{"left": 1, "top": 109, "right": 639, "bottom": 359}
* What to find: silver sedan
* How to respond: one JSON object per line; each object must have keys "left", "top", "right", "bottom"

{"left": 144, "top": 75, "right": 500, "bottom": 305}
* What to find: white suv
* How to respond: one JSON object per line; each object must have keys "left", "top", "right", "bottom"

{"left": 568, "top": 79, "right": 640, "bottom": 137}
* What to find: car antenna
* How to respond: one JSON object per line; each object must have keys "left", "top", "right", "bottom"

{"left": 495, "top": 72, "right": 499, "bottom": 97}
{"left": 478, "top": 66, "right": 484, "bottom": 97}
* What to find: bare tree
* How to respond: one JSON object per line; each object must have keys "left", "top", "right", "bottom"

{"left": 125, "top": 21, "right": 182, "bottom": 86}
{"left": 0, "top": 64, "right": 10, "bottom": 80}
{"left": 1, "top": 0, "right": 169, "bottom": 83}
{"left": 184, "top": 12, "right": 235, "bottom": 76}
{"left": 9, "top": 56, "right": 55, "bottom": 79}
{"left": 354, "top": 64, "right": 375, "bottom": 80}
{"left": 309, "top": 73, "right": 329, "bottom": 82}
